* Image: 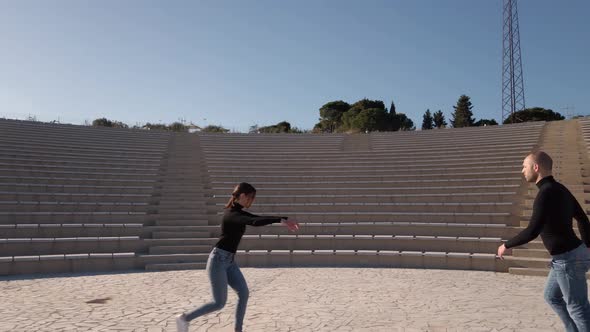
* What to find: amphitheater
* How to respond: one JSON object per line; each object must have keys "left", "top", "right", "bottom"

{"left": 2, "top": 117, "right": 590, "bottom": 331}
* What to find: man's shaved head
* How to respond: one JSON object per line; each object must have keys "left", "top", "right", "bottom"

{"left": 528, "top": 151, "right": 553, "bottom": 172}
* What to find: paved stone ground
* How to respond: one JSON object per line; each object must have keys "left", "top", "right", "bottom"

{"left": 0, "top": 268, "right": 569, "bottom": 332}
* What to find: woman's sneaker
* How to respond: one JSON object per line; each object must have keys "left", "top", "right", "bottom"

{"left": 175, "top": 313, "right": 189, "bottom": 332}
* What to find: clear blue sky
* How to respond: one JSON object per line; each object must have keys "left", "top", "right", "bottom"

{"left": 1, "top": 0, "right": 588, "bottom": 132}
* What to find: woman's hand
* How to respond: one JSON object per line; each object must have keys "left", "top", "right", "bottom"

{"left": 281, "top": 219, "right": 299, "bottom": 232}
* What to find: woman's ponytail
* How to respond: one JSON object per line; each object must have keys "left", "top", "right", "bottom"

{"left": 225, "top": 182, "right": 257, "bottom": 208}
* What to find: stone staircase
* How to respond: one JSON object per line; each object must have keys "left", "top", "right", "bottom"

{"left": 508, "top": 119, "right": 590, "bottom": 277}
{"left": 141, "top": 133, "right": 211, "bottom": 271}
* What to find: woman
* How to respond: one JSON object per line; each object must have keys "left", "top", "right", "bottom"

{"left": 176, "top": 182, "right": 299, "bottom": 332}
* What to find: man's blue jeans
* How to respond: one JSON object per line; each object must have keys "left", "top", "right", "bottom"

{"left": 185, "top": 247, "right": 249, "bottom": 331}
{"left": 544, "top": 244, "right": 590, "bottom": 332}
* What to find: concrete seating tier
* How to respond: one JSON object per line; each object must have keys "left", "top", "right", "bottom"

{"left": 0, "top": 223, "right": 143, "bottom": 238}
{"left": 0, "top": 253, "right": 139, "bottom": 275}
{"left": 0, "top": 192, "right": 152, "bottom": 203}
{"left": 0, "top": 145, "right": 166, "bottom": 159}
{"left": 0, "top": 182, "right": 155, "bottom": 194}
{"left": 370, "top": 123, "right": 544, "bottom": 149}
{"left": 0, "top": 149, "right": 163, "bottom": 164}
{"left": 0, "top": 119, "right": 174, "bottom": 275}
{"left": 0, "top": 236, "right": 142, "bottom": 256}
{"left": 204, "top": 152, "right": 532, "bottom": 164}
{"left": 210, "top": 192, "right": 518, "bottom": 204}
{"left": 0, "top": 158, "right": 161, "bottom": 169}
{"left": 0, "top": 118, "right": 170, "bottom": 139}
{"left": 0, "top": 212, "right": 151, "bottom": 224}
{"left": 179, "top": 122, "right": 547, "bottom": 274}
{"left": 234, "top": 250, "right": 507, "bottom": 272}
{"left": 0, "top": 137, "right": 168, "bottom": 153}
{"left": 4, "top": 119, "right": 578, "bottom": 276}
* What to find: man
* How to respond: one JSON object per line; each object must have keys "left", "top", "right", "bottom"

{"left": 498, "top": 151, "right": 590, "bottom": 331}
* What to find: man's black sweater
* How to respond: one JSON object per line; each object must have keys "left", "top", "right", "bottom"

{"left": 505, "top": 176, "right": 590, "bottom": 255}
{"left": 215, "top": 203, "right": 287, "bottom": 253}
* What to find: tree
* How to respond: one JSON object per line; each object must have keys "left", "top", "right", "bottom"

{"left": 143, "top": 123, "right": 168, "bottom": 131}
{"left": 503, "top": 107, "right": 565, "bottom": 124}
{"left": 349, "top": 108, "right": 389, "bottom": 132}
{"left": 258, "top": 121, "right": 292, "bottom": 133}
{"left": 275, "top": 121, "right": 291, "bottom": 133}
{"left": 251, "top": 121, "right": 305, "bottom": 133}
{"left": 398, "top": 113, "right": 415, "bottom": 131}
{"left": 422, "top": 109, "right": 434, "bottom": 130}
{"left": 386, "top": 101, "right": 399, "bottom": 131}
{"left": 433, "top": 110, "right": 447, "bottom": 129}
{"left": 450, "top": 95, "right": 475, "bottom": 128}
{"left": 93, "top": 118, "right": 112, "bottom": 127}
{"left": 348, "top": 99, "right": 390, "bottom": 131}
{"left": 202, "top": 125, "right": 229, "bottom": 133}
{"left": 474, "top": 119, "right": 499, "bottom": 126}
{"left": 339, "top": 99, "right": 389, "bottom": 132}
{"left": 92, "top": 118, "right": 128, "bottom": 128}
{"left": 289, "top": 126, "right": 306, "bottom": 134}
{"left": 341, "top": 108, "right": 362, "bottom": 131}
{"left": 315, "top": 97, "right": 413, "bottom": 132}
{"left": 169, "top": 122, "right": 188, "bottom": 132}
{"left": 312, "top": 122, "right": 324, "bottom": 133}
{"left": 317, "top": 100, "right": 350, "bottom": 133}
{"left": 389, "top": 101, "right": 396, "bottom": 115}
{"left": 348, "top": 99, "right": 386, "bottom": 114}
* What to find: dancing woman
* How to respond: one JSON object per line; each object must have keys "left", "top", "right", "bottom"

{"left": 176, "top": 182, "right": 299, "bottom": 332}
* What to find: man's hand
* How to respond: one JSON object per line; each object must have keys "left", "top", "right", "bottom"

{"left": 497, "top": 244, "right": 510, "bottom": 259}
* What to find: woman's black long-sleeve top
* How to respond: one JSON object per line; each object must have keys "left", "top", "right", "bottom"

{"left": 214, "top": 203, "right": 287, "bottom": 253}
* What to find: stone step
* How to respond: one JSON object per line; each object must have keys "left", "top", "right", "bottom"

{"left": 151, "top": 231, "right": 210, "bottom": 239}
{"left": 208, "top": 194, "right": 520, "bottom": 204}
{"left": 205, "top": 213, "right": 514, "bottom": 224}
{"left": 504, "top": 256, "right": 549, "bottom": 269}
{"left": 139, "top": 253, "right": 209, "bottom": 265}
{"left": 154, "top": 219, "right": 209, "bottom": 227}
{"left": 205, "top": 203, "right": 515, "bottom": 214}
{"left": 509, "top": 267, "right": 590, "bottom": 279}
{"left": 508, "top": 267, "right": 550, "bottom": 277}
{"left": 149, "top": 245, "right": 212, "bottom": 254}
{"left": 237, "top": 236, "right": 501, "bottom": 252}
{"left": 520, "top": 241, "right": 545, "bottom": 250}
{"left": 158, "top": 208, "right": 205, "bottom": 214}
{"left": 145, "top": 238, "right": 216, "bottom": 246}
{"left": 512, "top": 249, "right": 550, "bottom": 259}
{"left": 232, "top": 250, "right": 505, "bottom": 271}
{"left": 145, "top": 263, "right": 206, "bottom": 271}
{"left": 207, "top": 186, "right": 525, "bottom": 196}
{"left": 157, "top": 214, "right": 210, "bottom": 221}
{"left": 243, "top": 222, "right": 516, "bottom": 239}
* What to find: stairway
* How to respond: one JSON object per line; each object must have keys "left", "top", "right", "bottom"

{"left": 507, "top": 119, "right": 590, "bottom": 277}
{"left": 141, "top": 134, "right": 213, "bottom": 271}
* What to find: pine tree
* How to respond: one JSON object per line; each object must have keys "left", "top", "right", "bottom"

{"left": 433, "top": 110, "right": 447, "bottom": 128}
{"left": 389, "top": 101, "right": 396, "bottom": 115}
{"left": 450, "top": 95, "right": 475, "bottom": 128}
{"left": 422, "top": 109, "right": 434, "bottom": 130}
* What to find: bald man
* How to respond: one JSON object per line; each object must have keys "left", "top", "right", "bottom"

{"left": 498, "top": 151, "right": 590, "bottom": 331}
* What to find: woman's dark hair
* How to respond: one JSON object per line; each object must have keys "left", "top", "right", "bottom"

{"left": 225, "top": 182, "right": 257, "bottom": 208}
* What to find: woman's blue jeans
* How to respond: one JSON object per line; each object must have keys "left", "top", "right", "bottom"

{"left": 185, "top": 247, "right": 249, "bottom": 331}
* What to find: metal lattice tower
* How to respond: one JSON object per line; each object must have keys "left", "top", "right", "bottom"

{"left": 502, "top": 0, "right": 526, "bottom": 123}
